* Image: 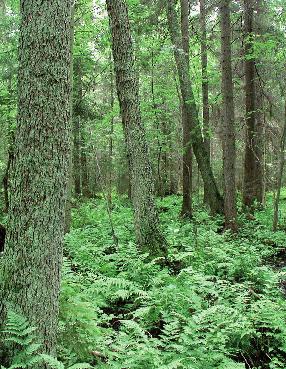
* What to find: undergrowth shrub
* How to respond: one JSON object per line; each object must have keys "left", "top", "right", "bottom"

{"left": 59, "top": 195, "right": 286, "bottom": 368}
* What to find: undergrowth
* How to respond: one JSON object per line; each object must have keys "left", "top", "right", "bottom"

{"left": 57, "top": 194, "right": 286, "bottom": 368}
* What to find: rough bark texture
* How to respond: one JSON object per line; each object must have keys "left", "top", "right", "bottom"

{"left": 106, "top": 0, "right": 166, "bottom": 256}
{"left": 199, "top": 0, "right": 211, "bottom": 204}
{"left": 243, "top": 0, "right": 263, "bottom": 209}
{"left": 166, "top": 0, "right": 223, "bottom": 215}
{"left": 180, "top": 0, "right": 192, "bottom": 218}
{"left": 0, "top": 0, "right": 73, "bottom": 364}
{"left": 220, "top": 0, "right": 237, "bottom": 231}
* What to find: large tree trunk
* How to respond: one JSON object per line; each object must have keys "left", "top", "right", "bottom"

{"left": 243, "top": 0, "right": 263, "bottom": 209}
{"left": 106, "top": 0, "right": 166, "bottom": 256}
{"left": 0, "top": 0, "right": 73, "bottom": 364}
{"left": 199, "top": 0, "right": 211, "bottom": 205}
{"left": 166, "top": 0, "right": 223, "bottom": 215}
{"left": 220, "top": 0, "right": 237, "bottom": 231}
{"left": 180, "top": 0, "right": 192, "bottom": 218}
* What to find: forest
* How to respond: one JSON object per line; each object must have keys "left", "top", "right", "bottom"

{"left": 0, "top": 0, "right": 286, "bottom": 368}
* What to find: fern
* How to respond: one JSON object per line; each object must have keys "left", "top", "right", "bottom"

{"left": 1, "top": 310, "right": 91, "bottom": 369}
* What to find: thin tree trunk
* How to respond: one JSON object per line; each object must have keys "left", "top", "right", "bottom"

{"left": 0, "top": 0, "right": 73, "bottom": 365}
{"left": 254, "top": 0, "right": 265, "bottom": 205}
{"left": 166, "top": 0, "right": 223, "bottom": 215}
{"left": 180, "top": 0, "right": 192, "bottom": 218}
{"left": 220, "top": 0, "right": 237, "bottom": 231}
{"left": 199, "top": 0, "right": 210, "bottom": 205}
{"left": 80, "top": 121, "right": 90, "bottom": 198}
{"left": 73, "top": 116, "right": 81, "bottom": 195}
{"left": 243, "top": 0, "right": 262, "bottom": 209}
{"left": 108, "top": 53, "right": 114, "bottom": 206}
{"left": 106, "top": 0, "right": 167, "bottom": 256}
{"left": 273, "top": 99, "right": 286, "bottom": 231}
{"left": 73, "top": 58, "right": 82, "bottom": 196}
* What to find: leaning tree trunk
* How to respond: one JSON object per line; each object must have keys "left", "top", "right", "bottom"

{"left": 180, "top": 0, "right": 192, "bottom": 218}
{"left": 166, "top": 0, "right": 223, "bottom": 215}
{"left": 0, "top": 0, "right": 73, "bottom": 365}
{"left": 106, "top": 0, "right": 166, "bottom": 256}
{"left": 220, "top": 0, "right": 237, "bottom": 231}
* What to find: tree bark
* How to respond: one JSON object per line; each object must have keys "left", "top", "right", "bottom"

{"left": 106, "top": 0, "right": 167, "bottom": 256}
{"left": 0, "top": 0, "right": 73, "bottom": 364}
{"left": 166, "top": 0, "right": 223, "bottom": 215}
{"left": 199, "top": 0, "right": 211, "bottom": 205}
{"left": 107, "top": 52, "right": 114, "bottom": 207}
{"left": 254, "top": 0, "right": 265, "bottom": 204}
{"left": 220, "top": 0, "right": 237, "bottom": 231}
{"left": 243, "top": 0, "right": 263, "bottom": 209}
{"left": 180, "top": 0, "right": 192, "bottom": 218}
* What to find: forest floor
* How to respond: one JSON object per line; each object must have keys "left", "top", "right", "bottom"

{"left": 58, "top": 191, "right": 286, "bottom": 369}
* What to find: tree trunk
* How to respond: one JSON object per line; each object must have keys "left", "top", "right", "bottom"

{"left": 0, "top": 0, "right": 73, "bottom": 364}
{"left": 220, "top": 0, "right": 237, "bottom": 231}
{"left": 166, "top": 0, "right": 223, "bottom": 215}
{"left": 254, "top": 0, "right": 265, "bottom": 205}
{"left": 199, "top": 0, "right": 211, "bottom": 205}
{"left": 107, "top": 52, "right": 114, "bottom": 207}
{"left": 273, "top": 98, "right": 286, "bottom": 231}
{"left": 243, "top": 0, "right": 263, "bottom": 209}
{"left": 106, "top": 0, "right": 166, "bottom": 256}
{"left": 73, "top": 116, "right": 81, "bottom": 196}
{"left": 180, "top": 0, "right": 192, "bottom": 218}
{"left": 73, "top": 59, "right": 82, "bottom": 196}
{"left": 80, "top": 122, "right": 90, "bottom": 198}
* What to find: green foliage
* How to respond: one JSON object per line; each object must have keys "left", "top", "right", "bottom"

{"left": 58, "top": 195, "right": 286, "bottom": 368}
{"left": 1, "top": 309, "right": 91, "bottom": 369}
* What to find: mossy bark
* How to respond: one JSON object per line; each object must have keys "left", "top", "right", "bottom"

{"left": 106, "top": 0, "right": 167, "bottom": 256}
{"left": 0, "top": 0, "right": 73, "bottom": 364}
